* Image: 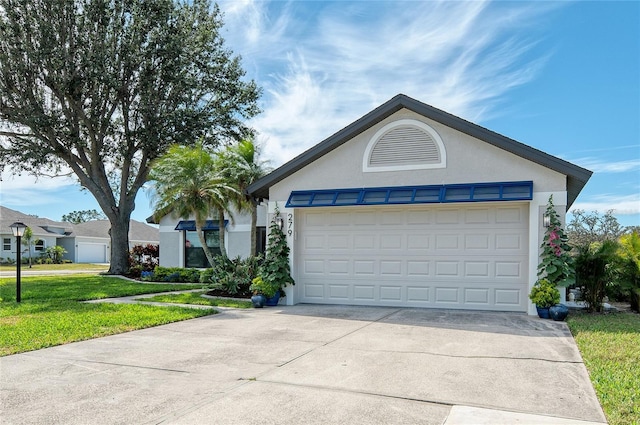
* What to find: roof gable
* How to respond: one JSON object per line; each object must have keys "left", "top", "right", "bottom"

{"left": 247, "top": 94, "right": 592, "bottom": 207}
{"left": 0, "top": 206, "right": 73, "bottom": 236}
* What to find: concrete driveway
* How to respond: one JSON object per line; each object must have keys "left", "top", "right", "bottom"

{"left": 1, "top": 305, "right": 606, "bottom": 424}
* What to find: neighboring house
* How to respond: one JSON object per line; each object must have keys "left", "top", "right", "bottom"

{"left": 0, "top": 206, "right": 73, "bottom": 262}
{"left": 0, "top": 206, "right": 159, "bottom": 263}
{"left": 247, "top": 94, "right": 592, "bottom": 315}
{"left": 149, "top": 205, "right": 267, "bottom": 268}
{"left": 60, "top": 219, "right": 159, "bottom": 264}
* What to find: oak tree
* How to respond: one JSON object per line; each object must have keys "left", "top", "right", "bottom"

{"left": 0, "top": 0, "right": 260, "bottom": 274}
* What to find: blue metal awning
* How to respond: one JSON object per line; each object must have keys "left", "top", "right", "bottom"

{"left": 174, "top": 220, "right": 228, "bottom": 231}
{"left": 286, "top": 181, "right": 533, "bottom": 208}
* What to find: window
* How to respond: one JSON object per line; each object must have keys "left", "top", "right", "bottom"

{"left": 3, "top": 238, "right": 10, "bottom": 251}
{"left": 185, "top": 230, "right": 221, "bottom": 268}
{"left": 35, "top": 240, "right": 45, "bottom": 252}
{"left": 256, "top": 227, "right": 267, "bottom": 256}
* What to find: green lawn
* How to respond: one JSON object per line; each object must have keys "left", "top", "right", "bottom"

{"left": 568, "top": 312, "right": 640, "bottom": 425}
{"left": 139, "top": 291, "right": 253, "bottom": 308}
{"left": 0, "top": 275, "right": 215, "bottom": 356}
{"left": 0, "top": 263, "right": 108, "bottom": 272}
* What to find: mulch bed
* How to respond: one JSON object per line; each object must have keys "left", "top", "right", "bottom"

{"left": 204, "top": 289, "right": 252, "bottom": 299}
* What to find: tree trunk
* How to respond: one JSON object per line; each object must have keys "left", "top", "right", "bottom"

{"left": 107, "top": 213, "right": 131, "bottom": 275}
{"left": 195, "top": 220, "right": 216, "bottom": 269}
{"left": 218, "top": 207, "right": 227, "bottom": 258}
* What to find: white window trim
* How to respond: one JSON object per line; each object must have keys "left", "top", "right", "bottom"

{"left": 34, "top": 240, "right": 46, "bottom": 251}
{"left": 362, "top": 118, "right": 447, "bottom": 172}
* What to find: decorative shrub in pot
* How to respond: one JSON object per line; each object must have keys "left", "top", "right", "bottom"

{"left": 529, "top": 279, "right": 561, "bottom": 319}
{"left": 250, "top": 276, "right": 277, "bottom": 308}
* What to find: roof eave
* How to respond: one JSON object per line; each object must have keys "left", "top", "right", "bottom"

{"left": 247, "top": 94, "right": 592, "bottom": 206}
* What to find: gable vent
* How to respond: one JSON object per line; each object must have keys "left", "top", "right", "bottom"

{"left": 363, "top": 119, "right": 446, "bottom": 172}
{"left": 370, "top": 126, "right": 440, "bottom": 166}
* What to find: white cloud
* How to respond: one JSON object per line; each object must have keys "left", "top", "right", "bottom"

{"left": 219, "top": 1, "right": 562, "bottom": 167}
{"left": 571, "top": 194, "right": 640, "bottom": 216}
{"left": 570, "top": 157, "right": 640, "bottom": 174}
{"left": 0, "top": 171, "right": 78, "bottom": 207}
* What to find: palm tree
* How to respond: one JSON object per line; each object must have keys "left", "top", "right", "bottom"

{"left": 217, "top": 139, "right": 270, "bottom": 255}
{"left": 149, "top": 144, "right": 239, "bottom": 266}
{"left": 21, "top": 226, "right": 39, "bottom": 268}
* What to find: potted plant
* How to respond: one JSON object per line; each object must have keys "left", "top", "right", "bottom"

{"left": 529, "top": 279, "right": 560, "bottom": 318}
{"left": 252, "top": 206, "right": 295, "bottom": 307}
{"left": 249, "top": 276, "right": 277, "bottom": 308}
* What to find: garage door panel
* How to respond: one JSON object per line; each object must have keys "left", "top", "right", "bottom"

{"left": 300, "top": 256, "right": 527, "bottom": 281}
{"left": 300, "top": 278, "right": 527, "bottom": 310}
{"left": 297, "top": 204, "right": 528, "bottom": 311}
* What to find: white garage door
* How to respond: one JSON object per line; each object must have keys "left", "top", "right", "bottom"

{"left": 296, "top": 203, "right": 529, "bottom": 312}
{"left": 77, "top": 243, "right": 107, "bottom": 263}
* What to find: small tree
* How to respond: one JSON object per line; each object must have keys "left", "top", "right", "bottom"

{"left": 21, "top": 226, "right": 40, "bottom": 268}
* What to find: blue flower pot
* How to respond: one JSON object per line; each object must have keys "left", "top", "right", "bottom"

{"left": 251, "top": 294, "right": 266, "bottom": 308}
{"left": 536, "top": 306, "right": 550, "bottom": 319}
{"left": 265, "top": 291, "right": 281, "bottom": 306}
{"left": 549, "top": 304, "right": 569, "bottom": 321}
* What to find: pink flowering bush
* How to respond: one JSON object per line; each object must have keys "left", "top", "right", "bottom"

{"left": 537, "top": 196, "right": 574, "bottom": 287}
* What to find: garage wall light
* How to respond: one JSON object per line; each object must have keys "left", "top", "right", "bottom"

{"left": 275, "top": 216, "right": 284, "bottom": 231}
{"left": 543, "top": 213, "right": 551, "bottom": 228}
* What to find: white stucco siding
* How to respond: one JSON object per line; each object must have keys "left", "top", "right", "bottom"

{"left": 270, "top": 110, "right": 566, "bottom": 200}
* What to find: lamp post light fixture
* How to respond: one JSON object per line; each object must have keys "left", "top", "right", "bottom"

{"left": 9, "top": 221, "right": 27, "bottom": 303}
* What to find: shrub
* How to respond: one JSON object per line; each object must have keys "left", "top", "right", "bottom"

{"left": 151, "top": 267, "right": 201, "bottom": 283}
{"left": 529, "top": 279, "right": 561, "bottom": 308}
{"left": 250, "top": 275, "right": 278, "bottom": 298}
{"left": 574, "top": 240, "right": 620, "bottom": 312}
{"left": 204, "top": 255, "right": 262, "bottom": 296}
{"left": 617, "top": 231, "right": 640, "bottom": 312}
{"left": 42, "top": 245, "right": 67, "bottom": 264}
{"left": 128, "top": 244, "right": 159, "bottom": 277}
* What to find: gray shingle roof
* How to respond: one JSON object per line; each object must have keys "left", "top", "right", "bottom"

{"left": 1, "top": 206, "right": 158, "bottom": 242}
{"left": 0, "top": 206, "right": 73, "bottom": 237}
{"left": 247, "top": 94, "right": 592, "bottom": 208}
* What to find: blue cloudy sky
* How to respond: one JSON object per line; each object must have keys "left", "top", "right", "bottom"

{"left": 1, "top": 0, "right": 639, "bottom": 226}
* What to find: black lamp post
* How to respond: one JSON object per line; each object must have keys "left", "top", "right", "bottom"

{"left": 10, "top": 221, "right": 27, "bottom": 303}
